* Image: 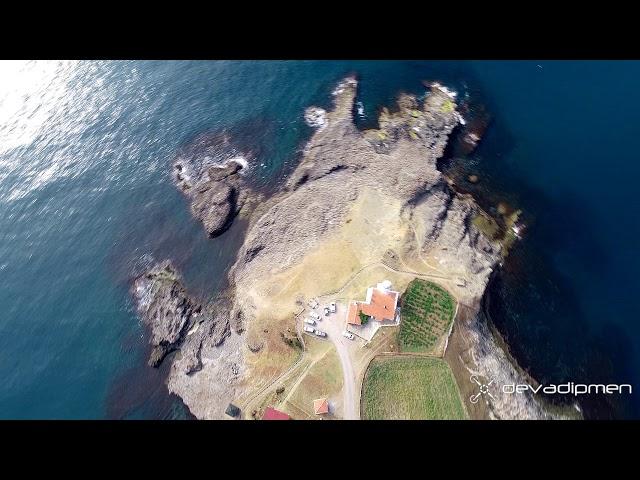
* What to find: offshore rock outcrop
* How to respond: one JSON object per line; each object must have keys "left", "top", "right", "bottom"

{"left": 160, "top": 76, "right": 553, "bottom": 419}
{"left": 132, "top": 261, "right": 230, "bottom": 372}
{"left": 174, "top": 138, "right": 251, "bottom": 237}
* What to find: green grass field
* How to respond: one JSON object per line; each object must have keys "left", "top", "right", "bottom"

{"left": 398, "top": 279, "right": 456, "bottom": 354}
{"left": 361, "top": 356, "right": 467, "bottom": 420}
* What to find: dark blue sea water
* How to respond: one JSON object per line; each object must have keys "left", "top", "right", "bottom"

{"left": 0, "top": 60, "right": 637, "bottom": 419}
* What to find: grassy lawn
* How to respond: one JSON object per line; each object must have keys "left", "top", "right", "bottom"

{"left": 362, "top": 356, "right": 467, "bottom": 420}
{"left": 398, "top": 279, "right": 456, "bottom": 354}
{"left": 282, "top": 341, "right": 343, "bottom": 419}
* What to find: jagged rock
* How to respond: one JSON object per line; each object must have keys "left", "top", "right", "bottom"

{"left": 164, "top": 76, "right": 549, "bottom": 420}
{"left": 174, "top": 153, "right": 249, "bottom": 238}
{"left": 191, "top": 180, "right": 235, "bottom": 237}
{"left": 132, "top": 261, "right": 230, "bottom": 370}
{"left": 231, "top": 77, "right": 483, "bottom": 293}
{"left": 132, "top": 261, "right": 200, "bottom": 367}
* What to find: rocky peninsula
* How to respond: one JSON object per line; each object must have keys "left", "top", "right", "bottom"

{"left": 173, "top": 133, "right": 254, "bottom": 238}
{"left": 133, "top": 76, "right": 563, "bottom": 419}
{"left": 132, "top": 261, "right": 231, "bottom": 372}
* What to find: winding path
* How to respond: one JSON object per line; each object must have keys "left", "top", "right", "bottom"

{"left": 241, "top": 259, "right": 460, "bottom": 419}
{"left": 318, "top": 313, "right": 358, "bottom": 419}
{"left": 318, "top": 260, "right": 452, "bottom": 302}
{"left": 239, "top": 308, "right": 307, "bottom": 415}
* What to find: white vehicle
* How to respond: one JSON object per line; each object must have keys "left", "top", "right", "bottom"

{"left": 329, "top": 302, "right": 337, "bottom": 313}
{"left": 304, "top": 318, "right": 316, "bottom": 326}
{"left": 342, "top": 331, "right": 354, "bottom": 340}
{"left": 323, "top": 307, "right": 330, "bottom": 316}
{"left": 314, "top": 330, "right": 327, "bottom": 337}
{"left": 310, "top": 311, "right": 321, "bottom": 321}
{"left": 303, "top": 325, "right": 315, "bottom": 333}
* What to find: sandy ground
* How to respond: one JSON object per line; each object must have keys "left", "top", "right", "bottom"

{"left": 231, "top": 191, "right": 427, "bottom": 408}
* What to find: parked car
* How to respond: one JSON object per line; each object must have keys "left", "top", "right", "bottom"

{"left": 342, "top": 331, "right": 355, "bottom": 340}
{"left": 310, "top": 311, "right": 321, "bottom": 321}
{"left": 323, "top": 307, "right": 330, "bottom": 316}
{"left": 314, "top": 330, "right": 327, "bottom": 337}
{"left": 304, "top": 318, "right": 316, "bottom": 326}
{"left": 329, "top": 302, "right": 337, "bottom": 313}
{"left": 303, "top": 325, "right": 315, "bottom": 333}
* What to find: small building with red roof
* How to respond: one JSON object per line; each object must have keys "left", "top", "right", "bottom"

{"left": 262, "top": 407, "right": 291, "bottom": 420}
{"left": 313, "top": 398, "right": 329, "bottom": 415}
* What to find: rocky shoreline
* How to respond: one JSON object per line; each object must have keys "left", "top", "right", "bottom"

{"left": 174, "top": 158, "right": 250, "bottom": 238}
{"left": 132, "top": 75, "right": 563, "bottom": 419}
{"left": 132, "top": 261, "right": 231, "bottom": 372}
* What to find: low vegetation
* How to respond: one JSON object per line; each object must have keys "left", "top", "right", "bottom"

{"left": 398, "top": 279, "right": 456, "bottom": 354}
{"left": 472, "top": 213, "right": 500, "bottom": 240}
{"left": 472, "top": 206, "right": 525, "bottom": 256}
{"left": 441, "top": 99, "right": 455, "bottom": 113}
{"left": 362, "top": 356, "right": 467, "bottom": 420}
{"left": 280, "top": 330, "right": 303, "bottom": 351}
{"left": 283, "top": 343, "right": 343, "bottom": 419}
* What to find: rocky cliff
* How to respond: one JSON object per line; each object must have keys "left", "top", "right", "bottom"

{"left": 174, "top": 142, "right": 251, "bottom": 238}
{"left": 139, "top": 76, "right": 557, "bottom": 419}
{"left": 132, "top": 261, "right": 230, "bottom": 374}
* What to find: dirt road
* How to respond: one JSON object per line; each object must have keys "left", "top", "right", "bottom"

{"left": 317, "top": 309, "right": 359, "bottom": 419}
{"left": 334, "top": 335, "right": 358, "bottom": 419}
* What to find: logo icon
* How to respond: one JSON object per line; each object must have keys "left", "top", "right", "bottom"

{"left": 470, "top": 374, "right": 495, "bottom": 404}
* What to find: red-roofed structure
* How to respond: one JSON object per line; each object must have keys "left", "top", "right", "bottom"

{"left": 313, "top": 398, "right": 329, "bottom": 415}
{"left": 346, "top": 281, "right": 399, "bottom": 325}
{"left": 262, "top": 407, "right": 291, "bottom": 420}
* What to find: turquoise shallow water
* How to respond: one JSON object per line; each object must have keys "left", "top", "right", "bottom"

{"left": 0, "top": 60, "right": 637, "bottom": 419}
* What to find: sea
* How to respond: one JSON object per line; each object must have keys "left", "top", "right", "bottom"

{"left": 0, "top": 60, "right": 637, "bottom": 419}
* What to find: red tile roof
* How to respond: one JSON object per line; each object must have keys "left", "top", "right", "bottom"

{"left": 263, "top": 407, "right": 291, "bottom": 420}
{"left": 346, "top": 287, "right": 399, "bottom": 325}
{"left": 346, "top": 301, "right": 362, "bottom": 325}
{"left": 313, "top": 398, "right": 329, "bottom": 415}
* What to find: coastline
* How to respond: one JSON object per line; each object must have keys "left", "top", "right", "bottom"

{"left": 134, "top": 75, "right": 571, "bottom": 420}
{"left": 4, "top": 61, "right": 633, "bottom": 420}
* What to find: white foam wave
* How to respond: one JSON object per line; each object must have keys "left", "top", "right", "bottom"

{"left": 430, "top": 81, "right": 458, "bottom": 99}
{"left": 226, "top": 156, "right": 248, "bottom": 170}
{"left": 304, "top": 107, "right": 327, "bottom": 129}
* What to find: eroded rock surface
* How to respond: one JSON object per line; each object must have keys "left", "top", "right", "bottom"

{"left": 232, "top": 78, "right": 498, "bottom": 305}
{"left": 132, "top": 261, "right": 230, "bottom": 372}
{"left": 174, "top": 138, "right": 250, "bottom": 238}
{"left": 152, "top": 76, "right": 552, "bottom": 419}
